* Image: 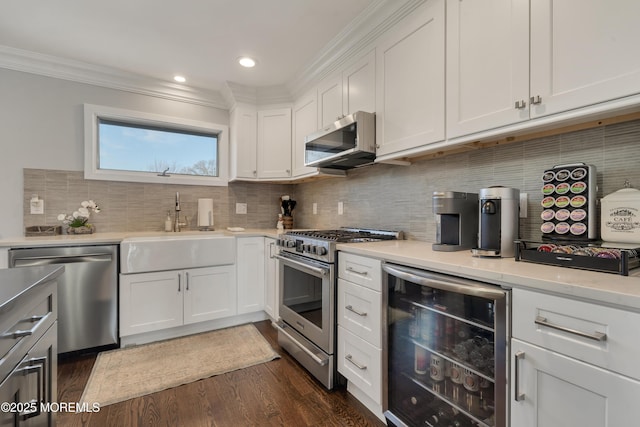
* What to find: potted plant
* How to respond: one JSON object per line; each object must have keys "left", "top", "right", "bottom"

{"left": 57, "top": 200, "right": 100, "bottom": 234}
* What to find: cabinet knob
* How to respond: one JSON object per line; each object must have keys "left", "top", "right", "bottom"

{"left": 514, "top": 100, "right": 527, "bottom": 109}
{"left": 530, "top": 95, "right": 542, "bottom": 105}
{"left": 253, "top": 170, "right": 257, "bottom": 176}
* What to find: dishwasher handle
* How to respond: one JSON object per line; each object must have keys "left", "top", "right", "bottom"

{"left": 11, "top": 253, "right": 113, "bottom": 267}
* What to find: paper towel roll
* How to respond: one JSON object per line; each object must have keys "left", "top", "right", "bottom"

{"left": 197, "top": 198, "right": 214, "bottom": 228}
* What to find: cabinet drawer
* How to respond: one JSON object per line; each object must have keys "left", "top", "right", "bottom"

{"left": 338, "top": 253, "right": 381, "bottom": 291}
{"left": 337, "top": 326, "right": 382, "bottom": 404}
{"left": 337, "top": 279, "right": 381, "bottom": 347}
{"left": 512, "top": 288, "right": 640, "bottom": 379}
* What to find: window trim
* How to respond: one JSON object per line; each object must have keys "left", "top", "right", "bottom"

{"left": 84, "top": 104, "right": 229, "bottom": 186}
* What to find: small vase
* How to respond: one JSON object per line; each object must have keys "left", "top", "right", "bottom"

{"left": 67, "top": 224, "right": 95, "bottom": 234}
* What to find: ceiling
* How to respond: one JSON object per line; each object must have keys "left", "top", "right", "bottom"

{"left": 0, "top": 0, "right": 379, "bottom": 94}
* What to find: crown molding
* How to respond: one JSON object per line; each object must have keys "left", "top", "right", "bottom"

{"left": 287, "top": 0, "right": 426, "bottom": 99}
{"left": 0, "top": 0, "right": 424, "bottom": 108}
{"left": 223, "top": 81, "right": 293, "bottom": 109}
{"left": 0, "top": 45, "right": 228, "bottom": 110}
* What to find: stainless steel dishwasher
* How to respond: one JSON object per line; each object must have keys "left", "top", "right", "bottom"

{"left": 9, "top": 245, "right": 118, "bottom": 354}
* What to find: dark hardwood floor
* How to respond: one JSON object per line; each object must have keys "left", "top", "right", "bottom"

{"left": 57, "top": 320, "right": 386, "bottom": 426}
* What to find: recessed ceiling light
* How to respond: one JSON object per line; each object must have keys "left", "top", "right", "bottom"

{"left": 238, "top": 57, "right": 256, "bottom": 68}
{"left": 173, "top": 75, "right": 186, "bottom": 83}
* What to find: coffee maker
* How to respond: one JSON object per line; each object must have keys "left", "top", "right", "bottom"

{"left": 432, "top": 191, "right": 478, "bottom": 251}
{"left": 472, "top": 187, "right": 520, "bottom": 257}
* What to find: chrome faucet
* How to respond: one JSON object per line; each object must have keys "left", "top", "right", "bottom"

{"left": 174, "top": 192, "right": 187, "bottom": 232}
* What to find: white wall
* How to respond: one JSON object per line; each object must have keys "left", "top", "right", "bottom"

{"left": 0, "top": 68, "right": 228, "bottom": 238}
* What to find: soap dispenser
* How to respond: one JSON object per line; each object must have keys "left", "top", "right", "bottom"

{"left": 165, "top": 211, "right": 173, "bottom": 232}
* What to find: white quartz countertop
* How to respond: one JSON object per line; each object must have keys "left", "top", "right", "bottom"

{"left": 5, "top": 231, "right": 639, "bottom": 311}
{"left": 336, "top": 240, "right": 640, "bottom": 312}
{"left": 0, "top": 228, "right": 281, "bottom": 248}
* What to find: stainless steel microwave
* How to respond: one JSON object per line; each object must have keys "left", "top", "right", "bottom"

{"left": 304, "top": 111, "right": 376, "bottom": 170}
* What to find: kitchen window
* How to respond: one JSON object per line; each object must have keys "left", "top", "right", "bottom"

{"left": 84, "top": 104, "right": 229, "bottom": 186}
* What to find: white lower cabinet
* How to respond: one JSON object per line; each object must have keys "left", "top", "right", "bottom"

{"left": 337, "top": 326, "right": 382, "bottom": 401}
{"left": 511, "top": 338, "right": 640, "bottom": 427}
{"left": 511, "top": 288, "right": 640, "bottom": 427}
{"left": 120, "top": 265, "right": 236, "bottom": 336}
{"left": 183, "top": 267, "right": 237, "bottom": 324}
{"left": 236, "top": 236, "right": 265, "bottom": 314}
{"left": 337, "top": 252, "right": 383, "bottom": 420}
{"left": 337, "top": 278, "right": 381, "bottom": 348}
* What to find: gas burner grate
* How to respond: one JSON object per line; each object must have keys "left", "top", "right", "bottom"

{"left": 285, "top": 228, "right": 401, "bottom": 242}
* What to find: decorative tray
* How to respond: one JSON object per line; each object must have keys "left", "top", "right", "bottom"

{"left": 515, "top": 240, "right": 640, "bottom": 276}
{"left": 25, "top": 225, "right": 61, "bottom": 237}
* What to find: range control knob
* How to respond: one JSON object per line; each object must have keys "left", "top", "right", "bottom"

{"left": 315, "top": 246, "right": 328, "bottom": 256}
{"left": 285, "top": 240, "right": 296, "bottom": 248}
{"left": 302, "top": 244, "right": 312, "bottom": 252}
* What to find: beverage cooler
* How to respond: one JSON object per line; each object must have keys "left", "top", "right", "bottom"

{"left": 383, "top": 263, "right": 509, "bottom": 427}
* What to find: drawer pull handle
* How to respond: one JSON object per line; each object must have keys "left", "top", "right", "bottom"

{"left": 534, "top": 316, "right": 607, "bottom": 342}
{"left": 345, "top": 354, "right": 367, "bottom": 370}
{"left": 2, "top": 314, "right": 49, "bottom": 340}
{"left": 514, "top": 351, "right": 525, "bottom": 402}
{"left": 7, "top": 330, "right": 33, "bottom": 339}
{"left": 346, "top": 266, "right": 368, "bottom": 276}
{"left": 345, "top": 305, "right": 367, "bottom": 317}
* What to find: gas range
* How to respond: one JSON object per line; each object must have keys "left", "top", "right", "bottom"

{"left": 276, "top": 227, "right": 402, "bottom": 263}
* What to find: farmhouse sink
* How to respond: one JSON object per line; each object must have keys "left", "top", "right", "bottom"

{"left": 120, "top": 234, "right": 235, "bottom": 274}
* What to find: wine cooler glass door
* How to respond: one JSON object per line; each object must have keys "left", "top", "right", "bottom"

{"left": 383, "top": 263, "right": 509, "bottom": 427}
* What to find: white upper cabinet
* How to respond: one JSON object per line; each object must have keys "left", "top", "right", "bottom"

{"left": 318, "top": 73, "right": 344, "bottom": 129}
{"left": 446, "top": 0, "right": 529, "bottom": 138}
{"left": 230, "top": 105, "right": 291, "bottom": 181}
{"left": 257, "top": 108, "right": 292, "bottom": 179}
{"left": 375, "top": 0, "right": 445, "bottom": 158}
{"left": 447, "top": 0, "right": 640, "bottom": 140}
{"left": 342, "top": 49, "right": 376, "bottom": 117}
{"left": 317, "top": 49, "right": 377, "bottom": 130}
{"left": 230, "top": 105, "right": 258, "bottom": 179}
{"left": 292, "top": 89, "right": 319, "bottom": 177}
{"left": 530, "top": 0, "right": 640, "bottom": 118}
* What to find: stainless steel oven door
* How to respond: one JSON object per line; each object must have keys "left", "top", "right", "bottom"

{"left": 276, "top": 252, "right": 335, "bottom": 354}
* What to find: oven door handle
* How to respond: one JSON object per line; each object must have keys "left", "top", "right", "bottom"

{"left": 274, "top": 254, "right": 329, "bottom": 276}
{"left": 273, "top": 322, "right": 329, "bottom": 366}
